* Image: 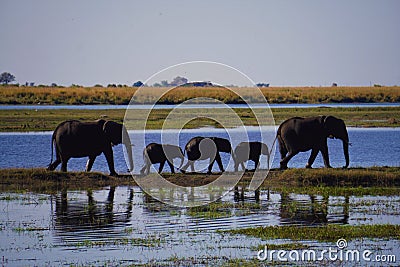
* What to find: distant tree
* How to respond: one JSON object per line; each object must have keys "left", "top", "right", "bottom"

{"left": 94, "top": 84, "right": 103, "bottom": 87}
{"left": 170, "top": 76, "right": 188, "bottom": 86}
{"left": 153, "top": 82, "right": 162, "bottom": 87}
{"left": 332, "top": 83, "right": 338, "bottom": 87}
{"left": 160, "top": 80, "right": 169, "bottom": 87}
{"left": 0, "top": 72, "right": 16, "bottom": 85}
{"left": 133, "top": 81, "right": 144, "bottom": 87}
{"left": 51, "top": 83, "right": 58, "bottom": 87}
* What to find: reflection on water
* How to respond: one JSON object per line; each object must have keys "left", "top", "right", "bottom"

{"left": 1, "top": 186, "right": 399, "bottom": 265}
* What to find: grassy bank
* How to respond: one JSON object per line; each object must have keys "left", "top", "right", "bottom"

{"left": 1, "top": 167, "right": 399, "bottom": 193}
{"left": 0, "top": 106, "right": 399, "bottom": 131}
{"left": 1, "top": 86, "right": 400, "bottom": 105}
{"left": 224, "top": 224, "right": 400, "bottom": 242}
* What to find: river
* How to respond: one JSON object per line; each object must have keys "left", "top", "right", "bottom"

{"left": 0, "top": 127, "right": 399, "bottom": 173}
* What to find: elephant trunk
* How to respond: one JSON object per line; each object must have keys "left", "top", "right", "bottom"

{"left": 341, "top": 130, "right": 350, "bottom": 169}
{"left": 342, "top": 140, "right": 349, "bottom": 169}
{"left": 123, "top": 128, "right": 134, "bottom": 172}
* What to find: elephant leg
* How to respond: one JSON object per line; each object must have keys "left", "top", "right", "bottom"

{"left": 190, "top": 161, "right": 195, "bottom": 172}
{"left": 158, "top": 160, "right": 166, "bottom": 173}
{"left": 280, "top": 150, "right": 298, "bottom": 170}
{"left": 167, "top": 161, "right": 175, "bottom": 173}
{"left": 60, "top": 156, "right": 69, "bottom": 172}
{"left": 207, "top": 158, "right": 215, "bottom": 174}
{"left": 104, "top": 147, "right": 117, "bottom": 176}
{"left": 278, "top": 137, "right": 288, "bottom": 160}
{"left": 86, "top": 156, "right": 96, "bottom": 172}
{"left": 240, "top": 162, "right": 246, "bottom": 171}
{"left": 180, "top": 161, "right": 190, "bottom": 173}
{"left": 234, "top": 161, "right": 239, "bottom": 172}
{"left": 320, "top": 144, "right": 332, "bottom": 168}
{"left": 214, "top": 153, "right": 224, "bottom": 172}
{"left": 140, "top": 164, "right": 147, "bottom": 175}
{"left": 254, "top": 156, "right": 260, "bottom": 170}
{"left": 48, "top": 158, "right": 61, "bottom": 171}
{"left": 306, "top": 149, "right": 319, "bottom": 168}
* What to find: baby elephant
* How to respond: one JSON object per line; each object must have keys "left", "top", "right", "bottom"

{"left": 233, "top": 142, "right": 270, "bottom": 171}
{"left": 140, "top": 143, "right": 184, "bottom": 175}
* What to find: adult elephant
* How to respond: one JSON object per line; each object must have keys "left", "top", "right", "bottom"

{"left": 140, "top": 143, "right": 184, "bottom": 175}
{"left": 277, "top": 115, "right": 349, "bottom": 169}
{"left": 233, "top": 142, "right": 270, "bottom": 171}
{"left": 47, "top": 119, "right": 133, "bottom": 176}
{"left": 180, "top": 136, "right": 232, "bottom": 174}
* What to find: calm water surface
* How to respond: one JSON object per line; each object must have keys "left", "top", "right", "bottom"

{"left": 1, "top": 187, "right": 399, "bottom": 266}
{"left": 1, "top": 127, "right": 399, "bottom": 265}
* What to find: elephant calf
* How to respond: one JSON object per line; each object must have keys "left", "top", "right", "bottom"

{"left": 47, "top": 119, "right": 133, "bottom": 176}
{"left": 140, "top": 143, "right": 184, "bottom": 175}
{"left": 233, "top": 142, "right": 270, "bottom": 171}
{"left": 180, "top": 136, "right": 232, "bottom": 174}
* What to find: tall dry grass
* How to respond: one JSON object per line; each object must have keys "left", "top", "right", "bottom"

{"left": 0, "top": 85, "right": 399, "bottom": 104}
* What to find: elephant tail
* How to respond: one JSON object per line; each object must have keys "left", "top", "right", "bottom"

{"left": 268, "top": 130, "right": 280, "bottom": 159}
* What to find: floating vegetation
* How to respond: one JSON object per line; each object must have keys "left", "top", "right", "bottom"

{"left": 224, "top": 224, "right": 400, "bottom": 242}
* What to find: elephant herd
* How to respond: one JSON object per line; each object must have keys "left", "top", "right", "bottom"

{"left": 47, "top": 115, "right": 350, "bottom": 176}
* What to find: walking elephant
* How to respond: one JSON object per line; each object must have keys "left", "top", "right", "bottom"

{"left": 180, "top": 136, "right": 232, "bottom": 174}
{"left": 233, "top": 142, "right": 270, "bottom": 171}
{"left": 47, "top": 119, "right": 134, "bottom": 176}
{"left": 277, "top": 115, "right": 349, "bottom": 169}
{"left": 140, "top": 143, "right": 184, "bottom": 175}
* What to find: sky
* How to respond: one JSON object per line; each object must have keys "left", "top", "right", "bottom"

{"left": 1, "top": 0, "right": 399, "bottom": 87}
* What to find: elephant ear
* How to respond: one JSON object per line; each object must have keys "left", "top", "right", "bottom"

{"left": 103, "top": 121, "right": 123, "bottom": 145}
{"left": 323, "top": 116, "right": 341, "bottom": 136}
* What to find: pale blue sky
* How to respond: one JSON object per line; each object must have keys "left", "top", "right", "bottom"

{"left": 1, "top": 0, "right": 399, "bottom": 86}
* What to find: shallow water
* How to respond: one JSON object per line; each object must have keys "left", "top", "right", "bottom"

{"left": 1, "top": 187, "right": 399, "bottom": 266}
{"left": 0, "top": 127, "right": 399, "bottom": 174}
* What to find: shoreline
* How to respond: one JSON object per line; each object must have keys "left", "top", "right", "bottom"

{"left": 0, "top": 106, "right": 399, "bottom": 131}
{"left": 1, "top": 167, "right": 399, "bottom": 193}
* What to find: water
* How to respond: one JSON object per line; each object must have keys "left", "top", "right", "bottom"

{"left": 0, "top": 102, "right": 399, "bottom": 110}
{"left": 0, "top": 126, "right": 399, "bottom": 264}
{"left": 0, "top": 128, "right": 399, "bottom": 173}
{"left": 1, "top": 187, "right": 399, "bottom": 266}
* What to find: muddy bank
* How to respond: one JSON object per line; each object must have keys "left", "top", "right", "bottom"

{"left": 1, "top": 167, "right": 399, "bottom": 193}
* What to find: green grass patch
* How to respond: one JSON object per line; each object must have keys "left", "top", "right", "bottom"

{"left": 0, "top": 106, "right": 399, "bottom": 132}
{"left": 187, "top": 201, "right": 261, "bottom": 219}
{"left": 224, "top": 224, "right": 400, "bottom": 242}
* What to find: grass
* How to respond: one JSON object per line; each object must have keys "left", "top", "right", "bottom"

{"left": 224, "top": 224, "right": 400, "bottom": 242}
{"left": 1, "top": 85, "right": 400, "bottom": 105}
{"left": 0, "top": 168, "right": 133, "bottom": 193}
{"left": 1, "top": 167, "right": 399, "bottom": 193}
{"left": 186, "top": 201, "right": 261, "bottom": 219}
{"left": 0, "top": 106, "right": 399, "bottom": 131}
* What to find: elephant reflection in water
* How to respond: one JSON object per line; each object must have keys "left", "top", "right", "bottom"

{"left": 279, "top": 193, "right": 349, "bottom": 225}
{"left": 53, "top": 187, "right": 134, "bottom": 231}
